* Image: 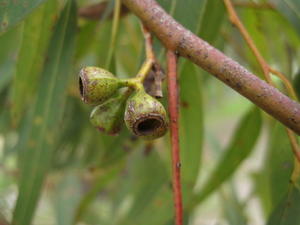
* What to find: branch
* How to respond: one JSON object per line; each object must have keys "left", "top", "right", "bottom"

{"left": 121, "top": 0, "right": 300, "bottom": 135}
{"left": 167, "top": 50, "right": 183, "bottom": 225}
{"left": 223, "top": 0, "right": 300, "bottom": 162}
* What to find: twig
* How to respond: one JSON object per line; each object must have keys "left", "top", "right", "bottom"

{"left": 167, "top": 50, "right": 183, "bottom": 225}
{"left": 286, "top": 128, "right": 300, "bottom": 163}
{"left": 223, "top": 0, "right": 300, "bottom": 161}
{"left": 141, "top": 24, "right": 164, "bottom": 98}
{"left": 142, "top": 24, "right": 155, "bottom": 61}
{"left": 121, "top": 0, "right": 300, "bottom": 135}
{"left": 269, "top": 67, "right": 298, "bottom": 100}
{"left": 135, "top": 24, "right": 155, "bottom": 82}
{"left": 119, "top": 24, "right": 157, "bottom": 91}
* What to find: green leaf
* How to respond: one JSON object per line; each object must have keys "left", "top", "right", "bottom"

{"left": 241, "top": 8, "right": 271, "bottom": 66}
{"left": 267, "top": 156, "right": 300, "bottom": 225}
{"left": 252, "top": 171, "right": 273, "bottom": 217}
{"left": 12, "top": 1, "right": 77, "bottom": 224}
{"left": 0, "top": 0, "right": 49, "bottom": 33}
{"left": 52, "top": 172, "right": 82, "bottom": 225}
{"left": 262, "top": 10, "right": 300, "bottom": 78}
{"left": 51, "top": 98, "right": 91, "bottom": 169}
{"left": 179, "top": 62, "right": 203, "bottom": 196}
{"left": 271, "top": 0, "right": 300, "bottom": 35}
{"left": 267, "top": 185, "right": 300, "bottom": 225}
{"left": 266, "top": 124, "right": 294, "bottom": 208}
{"left": 220, "top": 184, "right": 248, "bottom": 225}
{"left": 74, "top": 165, "right": 122, "bottom": 224}
{"left": 198, "top": 0, "right": 225, "bottom": 43}
{"left": 238, "top": 8, "right": 298, "bottom": 79}
{"left": 193, "top": 107, "right": 262, "bottom": 205}
{"left": 91, "top": 129, "right": 133, "bottom": 168}
{"left": 121, "top": 184, "right": 173, "bottom": 225}
{"left": 0, "top": 25, "right": 23, "bottom": 92}
{"left": 11, "top": 0, "right": 58, "bottom": 125}
{"left": 172, "top": 0, "right": 207, "bottom": 33}
{"left": 75, "top": 21, "right": 98, "bottom": 60}
{"left": 115, "top": 149, "right": 170, "bottom": 225}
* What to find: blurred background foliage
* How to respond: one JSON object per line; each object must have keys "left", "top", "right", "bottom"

{"left": 0, "top": 0, "right": 300, "bottom": 224}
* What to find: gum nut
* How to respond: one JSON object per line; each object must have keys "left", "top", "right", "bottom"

{"left": 124, "top": 89, "right": 168, "bottom": 140}
{"left": 90, "top": 93, "right": 128, "bottom": 135}
{"left": 79, "top": 66, "right": 121, "bottom": 105}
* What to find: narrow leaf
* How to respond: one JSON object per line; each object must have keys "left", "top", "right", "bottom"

{"left": 267, "top": 185, "right": 300, "bottom": 225}
{"left": 179, "top": 62, "right": 203, "bottom": 193}
{"left": 172, "top": 0, "right": 207, "bottom": 33}
{"left": 12, "top": 1, "right": 77, "bottom": 224}
{"left": 266, "top": 124, "right": 294, "bottom": 207}
{"left": 115, "top": 150, "right": 170, "bottom": 225}
{"left": 263, "top": 123, "right": 300, "bottom": 225}
{"left": 220, "top": 184, "right": 248, "bottom": 225}
{"left": 0, "top": 0, "right": 48, "bottom": 33}
{"left": 194, "top": 107, "right": 262, "bottom": 204}
{"left": 0, "top": 25, "right": 23, "bottom": 92}
{"left": 198, "top": 0, "right": 225, "bottom": 43}
{"left": 52, "top": 172, "right": 82, "bottom": 225}
{"left": 74, "top": 165, "right": 122, "bottom": 224}
{"left": 271, "top": 0, "right": 300, "bottom": 35}
{"left": 11, "top": 0, "right": 58, "bottom": 125}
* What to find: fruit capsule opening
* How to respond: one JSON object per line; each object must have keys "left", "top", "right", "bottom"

{"left": 134, "top": 115, "right": 165, "bottom": 136}
{"left": 79, "top": 76, "right": 84, "bottom": 98}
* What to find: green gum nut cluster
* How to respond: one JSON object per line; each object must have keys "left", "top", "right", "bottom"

{"left": 79, "top": 67, "right": 122, "bottom": 105}
{"left": 79, "top": 66, "right": 168, "bottom": 139}
{"left": 124, "top": 89, "right": 168, "bottom": 140}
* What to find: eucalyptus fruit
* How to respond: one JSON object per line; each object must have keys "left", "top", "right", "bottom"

{"left": 124, "top": 88, "right": 168, "bottom": 140}
{"left": 79, "top": 67, "right": 122, "bottom": 105}
{"left": 79, "top": 65, "right": 169, "bottom": 139}
{"left": 90, "top": 91, "right": 129, "bottom": 135}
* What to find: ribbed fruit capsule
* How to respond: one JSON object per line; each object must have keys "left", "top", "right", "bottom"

{"left": 124, "top": 89, "right": 168, "bottom": 140}
{"left": 79, "top": 67, "right": 121, "bottom": 105}
{"left": 90, "top": 91, "right": 129, "bottom": 135}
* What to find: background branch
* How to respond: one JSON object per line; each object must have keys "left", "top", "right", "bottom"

{"left": 121, "top": 0, "right": 300, "bottom": 135}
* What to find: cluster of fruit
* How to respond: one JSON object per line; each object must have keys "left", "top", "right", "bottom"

{"left": 79, "top": 67, "right": 168, "bottom": 140}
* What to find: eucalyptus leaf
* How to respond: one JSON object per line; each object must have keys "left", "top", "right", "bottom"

{"left": 267, "top": 185, "right": 300, "bottom": 225}
{"left": 12, "top": 1, "right": 77, "bottom": 224}
{"left": 11, "top": 0, "right": 58, "bottom": 125}
{"left": 0, "top": 0, "right": 48, "bottom": 33}
{"left": 179, "top": 61, "right": 203, "bottom": 199}
{"left": 266, "top": 124, "right": 294, "bottom": 208}
{"left": 271, "top": 0, "right": 300, "bottom": 35}
{"left": 0, "top": 25, "right": 23, "bottom": 92}
{"left": 193, "top": 107, "right": 262, "bottom": 205}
